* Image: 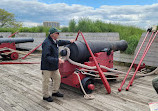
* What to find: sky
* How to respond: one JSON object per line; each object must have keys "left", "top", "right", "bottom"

{"left": 0, "top": 0, "right": 158, "bottom": 28}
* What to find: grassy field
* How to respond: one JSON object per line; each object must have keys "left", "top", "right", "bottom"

{"left": 0, "top": 18, "right": 149, "bottom": 54}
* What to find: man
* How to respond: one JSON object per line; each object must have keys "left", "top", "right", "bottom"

{"left": 41, "top": 27, "right": 75, "bottom": 102}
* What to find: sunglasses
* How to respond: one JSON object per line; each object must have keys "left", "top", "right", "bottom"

{"left": 55, "top": 32, "right": 59, "bottom": 35}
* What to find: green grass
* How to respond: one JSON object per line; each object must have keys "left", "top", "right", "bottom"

{"left": 18, "top": 26, "right": 51, "bottom": 36}
{"left": 65, "top": 18, "right": 145, "bottom": 54}
{"left": 0, "top": 27, "right": 17, "bottom": 33}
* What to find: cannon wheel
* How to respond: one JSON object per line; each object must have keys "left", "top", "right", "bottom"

{"left": 81, "top": 77, "right": 94, "bottom": 94}
{"left": 10, "top": 52, "right": 19, "bottom": 60}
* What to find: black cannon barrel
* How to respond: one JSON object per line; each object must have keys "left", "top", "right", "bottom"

{"left": 0, "top": 38, "right": 34, "bottom": 44}
{"left": 61, "top": 40, "right": 128, "bottom": 63}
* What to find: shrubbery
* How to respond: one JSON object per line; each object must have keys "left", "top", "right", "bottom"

{"left": 62, "top": 18, "right": 145, "bottom": 54}
{"left": 0, "top": 18, "right": 147, "bottom": 54}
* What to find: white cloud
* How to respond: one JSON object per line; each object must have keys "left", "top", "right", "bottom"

{"left": 22, "top": 21, "right": 42, "bottom": 27}
{"left": 0, "top": 0, "right": 158, "bottom": 28}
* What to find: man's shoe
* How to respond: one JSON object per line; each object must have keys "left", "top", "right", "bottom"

{"left": 43, "top": 96, "right": 53, "bottom": 102}
{"left": 52, "top": 92, "right": 64, "bottom": 97}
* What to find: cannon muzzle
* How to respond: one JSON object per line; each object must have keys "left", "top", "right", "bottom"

{"left": 60, "top": 40, "right": 128, "bottom": 63}
{"left": 0, "top": 38, "right": 34, "bottom": 44}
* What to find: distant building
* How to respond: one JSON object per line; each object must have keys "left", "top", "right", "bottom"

{"left": 43, "top": 21, "right": 60, "bottom": 28}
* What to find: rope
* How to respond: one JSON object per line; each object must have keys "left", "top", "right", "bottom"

{"left": 62, "top": 47, "right": 158, "bottom": 77}
{"left": 79, "top": 69, "right": 123, "bottom": 79}
{"left": 74, "top": 72, "right": 95, "bottom": 100}
{"left": 155, "top": 68, "right": 158, "bottom": 74}
{"left": 61, "top": 47, "right": 158, "bottom": 99}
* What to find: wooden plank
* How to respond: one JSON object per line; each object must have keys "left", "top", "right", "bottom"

{"left": 139, "top": 33, "right": 158, "bottom": 43}
{"left": 0, "top": 57, "right": 157, "bottom": 111}
{"left": 0, "top": 92, "right": 25, "bottom": 111}
{"left": 0, "top": 81, "right": 48, "bottom": 111}
{"left": 0, "top": 98, "right": 16, "bottom": 111}
{"left": 61, "top": 84, "right": 124, "bottom": 111}
{"left": 0, "top": 65, "right": 104, "bottom": 111}
{"left": 94, "top": 83, "right": 150, "bottom": 111}
{"left": 0, "top": 32, "right": 12, "bottom": 38}
{"left": 0, "top": 65, "right": 64, "bottom": 111}
{"left": 136, "top": 55, "right": 158, "bottom": 62}
{"left": 114, "top": 52, "right": 134, "bottom": 63}
{"left": 15, "top": 32, "right": 120, "bottom": 50}
{"left": 135, "top": 44, "right": 158, "bottom": 53}
{"left": 0, "top": 75, "right": 63, "bottom": 111}
{"left": 134, "top": 32, "right": 158, "bottom": 67}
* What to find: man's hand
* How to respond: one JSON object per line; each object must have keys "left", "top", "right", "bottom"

{"left": 59, "top": 58, "right": 64, "bottom": 64}
{"left": 70, "top": 39, "right": 75, "bottom": 43}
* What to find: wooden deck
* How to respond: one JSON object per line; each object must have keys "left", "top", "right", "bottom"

{"left": 134, "top": 32, "right": 158, "bottom": 67}
{"left": 0, "top": 56, "right": 157, "bottom": 111}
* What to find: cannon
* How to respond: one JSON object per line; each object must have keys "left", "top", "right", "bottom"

{"left": 61, "top": 40, "right": 127, "bottom": 63}
{"left": 0, "top": 38, "right": 34, "bottom": 60}
{"left": 0, "top": 38, "right": 34, "bottom": 44}
{"left": 59, "top": 40, "right": 128, "bottom": 94}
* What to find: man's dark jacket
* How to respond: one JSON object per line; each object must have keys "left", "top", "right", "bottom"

{"left": 41, "top": 35, "right": 71, "bottom": 71}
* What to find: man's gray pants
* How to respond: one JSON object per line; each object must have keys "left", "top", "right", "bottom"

{"left": 42, "top": 69, "right": 61, "bottom": 98}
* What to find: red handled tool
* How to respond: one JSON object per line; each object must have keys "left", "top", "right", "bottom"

{"left": 118, "top": 31, "right": 152, "bottom": 92}
{"left": 126, "top": 31, "right": 158, "bottom": 91}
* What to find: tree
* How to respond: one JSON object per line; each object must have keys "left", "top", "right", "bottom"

{"left": 76, "top": 18, "right": 93, "bottom": 32}
{"left": 0, "top": 8, "right": 22, "bottom": 28}
{"left": 61, "top": 27, "right": 69, "bottom": 32}
{"left": 69, "top": 19, "right": 76, "bottom": 32}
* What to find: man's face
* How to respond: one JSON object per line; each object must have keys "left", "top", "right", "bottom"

{"left": 50, "top": 32, "right": 59, "bottom": 40}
